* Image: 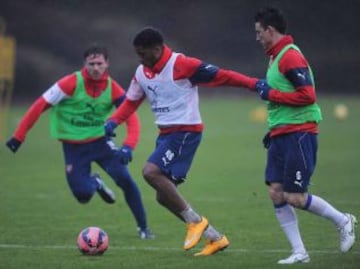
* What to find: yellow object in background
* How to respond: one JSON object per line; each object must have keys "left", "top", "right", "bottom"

{"left": 334, "top": 104, "right": 349, "bottom": 121}
{"left": 250, "top": 105, "right": 267, "bottom": 123}
{"left": 0, "top": 17, "right": 16, "bottom": 142}
{"left": 0, "top": 36, "right": 16, "bottom": 80}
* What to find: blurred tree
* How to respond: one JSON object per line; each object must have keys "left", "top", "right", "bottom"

{"left": 0, "top": 0, "right": 359, "bottom": 101}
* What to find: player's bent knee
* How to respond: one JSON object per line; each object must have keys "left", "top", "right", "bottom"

{"left": 142, "top": 164, "right": 159, "bottom": 183}
{"left": 268, "top": 184, "right": 284, "bottom": 203}
{"left": 284, "top": 193, "right": 306, "bottom": 208}
{"left": 77, "top": 198, "right": 90, "bottom": 204}
{"left": 142, "top": 169, "right": 152, "bottom": 183}
{"left": 73, "top": 191, "right": 93, "bottom": 204}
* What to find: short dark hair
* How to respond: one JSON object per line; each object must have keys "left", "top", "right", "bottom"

{"left": 255, "top": 7, "right": 287, "bottom": 34}
{"left": 83, "top": 45, "right": 108, "bottom": 60}
{"left": 133, "top": 27, "right": 164, "bottom": 48}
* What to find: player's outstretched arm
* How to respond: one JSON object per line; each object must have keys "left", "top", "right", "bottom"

{"left": 5, "top": 96, "right": 51, "bottom": 153}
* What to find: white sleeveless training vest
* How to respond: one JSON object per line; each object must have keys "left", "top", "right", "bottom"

{"left": 135, "top": 52, "right": 202, "bottom": 126}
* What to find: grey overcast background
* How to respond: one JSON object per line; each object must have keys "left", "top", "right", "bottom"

{"left": 1, "top": 0, "right": 359, "bottom": 101}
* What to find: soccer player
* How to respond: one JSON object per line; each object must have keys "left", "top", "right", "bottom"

{"left": 6, "top": 45, "right": 154, "bottom": 239}
{"left": 104, "top": 27, "right": 258, "bottom": 256}
{"left": 253, "top": 7, "right": 357, "bottom": 264}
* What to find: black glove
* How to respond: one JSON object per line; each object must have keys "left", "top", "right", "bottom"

{"left": 255, "top": 79, "right": 271, "bottom": 100}
{"left": 262, "top": 132, "right": 271, "bottom": 149}
{"left": 104, "top": 120, "right": 118, "bottom": 137}
{"left": 115, "top": 145, "right": 133, "bottom": 165}
{"left": 6, "top": 137, "right": 22, "bottom": 153}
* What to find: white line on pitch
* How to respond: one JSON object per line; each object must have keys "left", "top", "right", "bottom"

{"left": 0, "top": 244, "right": 359, "bottom": 255}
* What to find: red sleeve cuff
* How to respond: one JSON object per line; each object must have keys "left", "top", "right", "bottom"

{"left": 248, "top": 78, "right": 258, "bottom": 91}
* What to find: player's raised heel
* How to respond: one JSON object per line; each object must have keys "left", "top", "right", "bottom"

{"left": 194, "top": 235, "right": 230, "bottom": 256}
{"left": 93, "top": 173, "right": 116, "bottom": 204}
{"left": 183, "top": 217, "right": 209, "bottom": 250}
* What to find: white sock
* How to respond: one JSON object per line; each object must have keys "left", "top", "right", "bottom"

{"left": 275, "top": 203, "right": 306, "bottom": 254}
{"left": 179, "top": 206, "right": 202, "bottom": 223}
{"left": 203, "top": 225, "right": 222, "bottom": 242}
{"left": 304, "top": 194, "right": 347, "bottom": 227}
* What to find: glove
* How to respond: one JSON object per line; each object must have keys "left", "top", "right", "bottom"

{"left": 262, "top": 132, "right": 271, "bottom": 149}
{"left": 115, "top": 145, "right": 133, "bottom": 165}
{"left": 255, "top": 79, "right": 271, "bottom": 100}
{"left": 104, "top": 120, "right": 118, "bottom": 137}
{"left": 6, "top": 137, "right": 22, "bottom": 153}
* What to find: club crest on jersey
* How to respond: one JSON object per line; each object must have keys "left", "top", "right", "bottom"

{"left": 144, "top": 70, "right": 155, "bottom": 79}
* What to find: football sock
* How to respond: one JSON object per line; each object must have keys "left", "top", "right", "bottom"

{"left": 304, "top": 194, "right": 348, "bottom": 227}
{"left": 119, "top": 174, "right": 148, "bottom": 230}
{"left": 203, "top": 225, "right": 222, "bottom": 241}
{"left": 275, "top": 203, "right": 306, "bottom": 254}
{"left": 180, "top": 206, "right": 202, "bottom": 223}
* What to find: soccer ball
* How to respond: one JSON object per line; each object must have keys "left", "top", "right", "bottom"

{"left": 77, "top": 227, "right": 109, "bottom": 255}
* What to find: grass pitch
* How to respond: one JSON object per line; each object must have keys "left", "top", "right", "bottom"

{"left": 1, "top": 95, "right": 359, "bottom": 269}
